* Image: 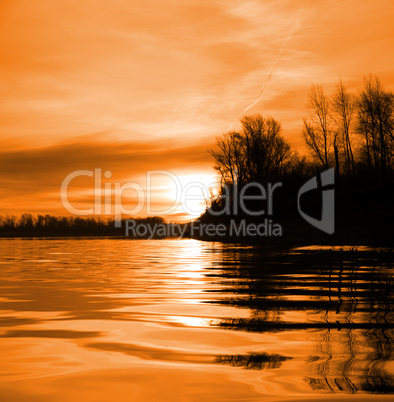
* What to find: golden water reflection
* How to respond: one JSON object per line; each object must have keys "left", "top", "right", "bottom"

{"left": 0, "top": 238, "right": 393, "bottom": 401}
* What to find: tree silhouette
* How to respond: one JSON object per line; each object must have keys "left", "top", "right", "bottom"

{"left": 331, "top": 79, "right": 356, "bottom": 176}
{"left": 209, "top": 114, "right": 292, "bottom": 191}
{"left": 302, "top": 85, "right": 334, "bottom": 170}
{"left": 356, "top": 74, "right": 394, "bottom": 179}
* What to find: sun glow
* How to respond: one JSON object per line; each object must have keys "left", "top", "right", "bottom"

{"left": 167, "top": 173, "right": 219, "bottom": 219}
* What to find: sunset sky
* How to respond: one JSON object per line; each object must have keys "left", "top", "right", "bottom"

{"left": 1, "top": 0, "right": 394, "bottom": 220}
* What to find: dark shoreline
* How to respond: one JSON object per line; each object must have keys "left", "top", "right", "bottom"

{"left": 0, "top": 229, "right": 392, "bottom": 248}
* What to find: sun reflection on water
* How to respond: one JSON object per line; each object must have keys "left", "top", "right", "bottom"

{"left": 0, "top": 239, "right": 393, "bottom": 400}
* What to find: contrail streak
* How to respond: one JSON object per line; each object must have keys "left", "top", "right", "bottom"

{"left": 225, "top": 9, "right": 304, "bottom": 132}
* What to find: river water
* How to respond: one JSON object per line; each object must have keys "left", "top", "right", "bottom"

{"left": 0, "top": 238, "right": 393, "bottom": 401}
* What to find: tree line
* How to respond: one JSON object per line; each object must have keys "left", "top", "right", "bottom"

{"left": 205, "top": 74, "right": 393, "bottom": 233}
{"left": 303, "top": 75, "right": 393, "bottom": 180}
{"left": 0, "top": 214, "right": 165, "bottom": 237}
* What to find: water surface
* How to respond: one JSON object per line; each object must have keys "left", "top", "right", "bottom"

{"left": 0, "top": 238, "right": 393, "bottom": 401}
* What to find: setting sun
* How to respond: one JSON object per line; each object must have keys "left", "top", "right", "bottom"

{"left": 167, "top": 173, "right": 219, "bottom": 220}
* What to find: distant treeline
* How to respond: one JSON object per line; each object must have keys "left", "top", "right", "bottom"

{"left": 0, "top": 214, "right": 166, "bottom": 237}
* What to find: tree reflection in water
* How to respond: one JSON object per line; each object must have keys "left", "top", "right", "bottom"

{"left": 209, "top": 246, "right": 393, "bottom": 393}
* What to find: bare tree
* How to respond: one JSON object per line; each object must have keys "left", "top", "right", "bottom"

{"left": 356, "top": 75, "right": 394, "bottom": 177}
{"left": 209, "top": 114, "right": 292, "bottom": 189}
{"left": 331, "top": 79, "right": 355, "bottom": 175}
{"left": 302, "top": 85, "right": 335, "bottom": 170}
{"left": 240, "top": 115, "right": 288, "bottom": 182}
{"left": 209, "top": 131, "right": 240, "bottom": 190}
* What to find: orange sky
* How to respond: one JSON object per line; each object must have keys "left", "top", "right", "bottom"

{"left": 1, "top": 0, "right": 394, "bottom": 220}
